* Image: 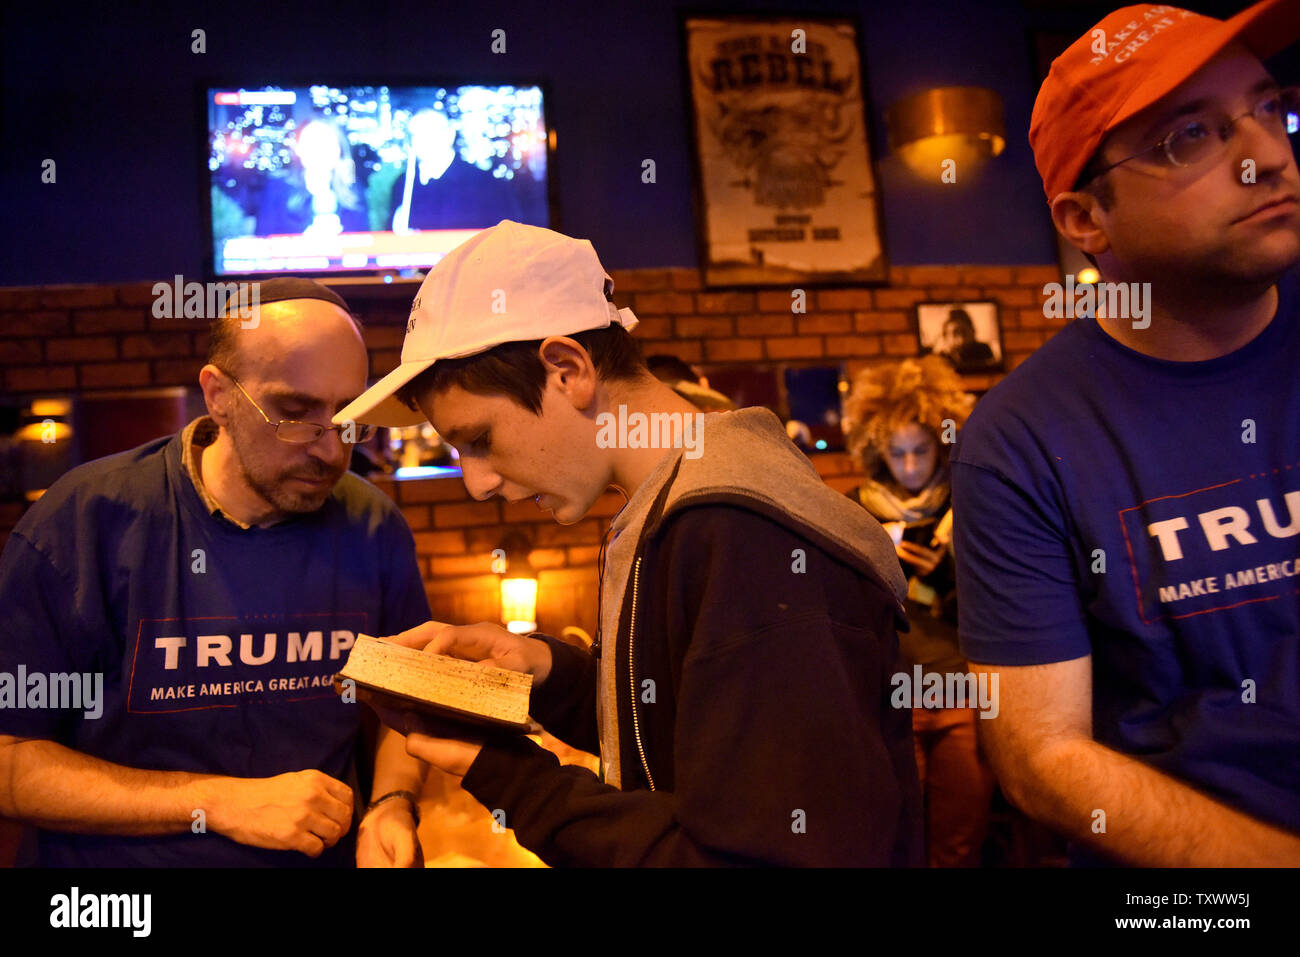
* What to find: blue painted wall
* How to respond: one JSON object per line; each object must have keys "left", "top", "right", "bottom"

{"left": 3, "top": 0, "right": 1170, "bottom": 285}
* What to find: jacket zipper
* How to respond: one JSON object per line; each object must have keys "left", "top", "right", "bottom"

{"left": 627, "top": 555, "right": 656, "bottom": 791}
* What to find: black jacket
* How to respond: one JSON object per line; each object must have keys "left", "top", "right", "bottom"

{"left": 461, "top": 473, "right": 924, "bottom": 866}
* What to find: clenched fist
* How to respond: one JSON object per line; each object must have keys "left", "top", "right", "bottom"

{"left": 207, "top": 769, "right": 354, "bottom": 857}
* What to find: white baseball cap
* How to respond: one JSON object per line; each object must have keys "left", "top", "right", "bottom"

{"left": 334, "top": 219, "right": 639, "bottom": 427}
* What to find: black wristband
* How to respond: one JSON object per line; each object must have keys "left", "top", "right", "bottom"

{"left": 366, "top": 789, "right": 420, "bottom": 825}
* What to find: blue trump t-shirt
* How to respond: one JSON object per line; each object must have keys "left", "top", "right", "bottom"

{"left": 951, "top": 268, "right": 1300, "bottom": 847}
{"left": 0, "top": 428, "right": 431, "bottom": 866}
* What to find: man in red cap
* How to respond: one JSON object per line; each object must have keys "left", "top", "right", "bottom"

{"left": 951, "top": 0, "right": 1300, "bottom": 865}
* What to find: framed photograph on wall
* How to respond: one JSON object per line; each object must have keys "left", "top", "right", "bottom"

{"left": 681, "top": 14, "right": 888, "bottom": 287}
{"left": 915, "top": 300, "right": 1004, "bottom": 373}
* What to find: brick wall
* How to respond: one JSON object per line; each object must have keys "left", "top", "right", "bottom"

{"left": 0, "top": 265, "right": 1062, "bottom": 394}
{"left": 370, "top": 449, "right": 866, "bottom": 638}
{"left": 0, "top": 264, "right": 1059, "bottom": 634}
{"left": 613, "top": 265, "right": 1059, "bottom": 383}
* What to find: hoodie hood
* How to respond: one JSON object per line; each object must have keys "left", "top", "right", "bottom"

{"left": 595, "top": 406, "right": 909, "bottom": 789}
{"left": 644, "top": 407, "right": 908, "bottom": 620}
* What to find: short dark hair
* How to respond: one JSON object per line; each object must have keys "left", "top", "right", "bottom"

{"left": 646, "top": 354, "right": 700, "bottom": 385}
{"left": 1072, "top": 137, "right": 1116, "bottom": 207}
{"left": 1071, "top": 154, "right": 1115, "bottom": 270}
{"left": 1077, "top": 171, "right": 1115, "bottom": 211}
{"left": 395, "top": 323, "right": 648, "bottom": 416}
{"left": 207, "top": 313, "right": 244, "bottom": 377}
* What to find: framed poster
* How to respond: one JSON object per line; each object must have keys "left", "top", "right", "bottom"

{"left": 682, "top": 14, "right": 888, "bottom": 287}
{"left": 915, "top": 300, "right": 1004, "bottom": 373}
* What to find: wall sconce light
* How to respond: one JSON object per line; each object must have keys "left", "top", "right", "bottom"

{"left": 16, "top": 399, "right": 73, "bottom": 444}
{"left": 17, "top": 398, "right": 74, "bottom": 502}
{"left": 495, "top": 530, "right": 538, "bottom": 635}
{"left": 886, "top": 86, "right": 1005, "bottom": 181}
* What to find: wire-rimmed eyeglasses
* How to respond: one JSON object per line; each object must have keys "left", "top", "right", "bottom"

{"left": 1078, "top": 86, "right": 1300, "bottom": 187}
{"left": 224, "top": 373, "right": 377, "bottom": 445}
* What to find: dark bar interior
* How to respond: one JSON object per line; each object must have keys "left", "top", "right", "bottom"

{"left": 0, "top": 0, "right": 1297, "bottom": 929}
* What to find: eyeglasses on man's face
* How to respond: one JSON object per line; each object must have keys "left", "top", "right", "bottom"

{"left": 223, "top": 373, "right": 377, "bottom": 445}
{"left": 1079, "top": 86, "right": 1300, "bottom": 186}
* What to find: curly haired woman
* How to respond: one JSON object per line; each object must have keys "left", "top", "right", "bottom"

{"left": 843, "top": 355, "right": 993, "bottom": 867}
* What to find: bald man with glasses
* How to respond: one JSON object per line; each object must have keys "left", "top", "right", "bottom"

{"left": 0, "top": 278, "right": 432, "bottom": 867}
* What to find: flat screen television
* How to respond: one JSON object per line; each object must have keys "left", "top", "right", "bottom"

{"left": 202, "top": 83, "right": 553, "bottom": 277}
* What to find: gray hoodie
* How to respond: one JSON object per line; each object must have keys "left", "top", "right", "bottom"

{"left": 596, "top": 406, "right": 907, "bottom": 787}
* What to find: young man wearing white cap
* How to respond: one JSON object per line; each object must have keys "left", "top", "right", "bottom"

{"left": 951, "top": 0, "right": 1300, "bottom": 865}
{"left": 336, "top": 219, "right": 924, "bottom": 866}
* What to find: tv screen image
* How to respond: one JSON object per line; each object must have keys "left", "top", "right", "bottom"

{"left": 205, "top": 84, "right": 551, "bottom": 276}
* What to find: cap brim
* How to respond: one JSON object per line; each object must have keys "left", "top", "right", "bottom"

{"left": 336, "top": 303, "right": 640, "bottom": 429}
{"left": 333, "top": 359, "right": 436, "bottom": 428}
{"left": 1109, "top": 0, "right": 1300, "bottom": 135}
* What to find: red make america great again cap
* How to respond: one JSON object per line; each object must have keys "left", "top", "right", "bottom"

{"left": 1029, "top": 0, "right": 1300, "bottom": 203}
